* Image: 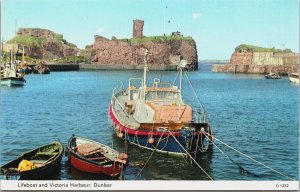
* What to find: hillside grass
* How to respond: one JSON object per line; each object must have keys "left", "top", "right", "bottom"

{"left": 236, "top": 44, "right": 292, "bottom": 53}
{"left": 7, "top": 35, "right": 45, "bottom": 47}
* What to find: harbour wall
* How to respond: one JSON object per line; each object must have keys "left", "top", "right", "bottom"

{"left": 211, "top": 64, "right": 299, "bottom": 75}
{"left": 28, "top": 63, "right": 178, "bottom": 71}
{"left": 29, "top": 63, "right": 79, "bottom": 71}
{"left": 213, "top": 51, "right": 299, "bottom": 74}
{"left": 79, "top": 63, "right": 177, "bottom": 71}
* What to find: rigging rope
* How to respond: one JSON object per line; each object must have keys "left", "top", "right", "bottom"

{"left": 203, "top": 132, "right": 294, "bottom": 180}
{"left": 168, "top": 131, "right": 214, "bottom": 180}
{"left": 184, "top": 71, "right": 205, "bottom": 112}
{"left": 135, "top": 129, "right": 167, "bottom": 179}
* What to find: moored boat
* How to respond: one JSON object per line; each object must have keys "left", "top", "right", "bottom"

{"left": 1, "top": 63, "right": 26, "bottom": 86}
{"left": 66, "top": 135, "right": 128, "bottom": 177}
{"left": 288, "top": 73, "right": 299, "bottom": 84}
{"left": 265, "top": 72, "right": 282, "bottom": 79}
{"left": 33, "top": 61, "right": 50, "bottom": 74}
{"left": 0, "top": 141, "right": 64, "bottom": 179}
{"left": 109, "top": 49, "right": 213, "bottom": 157}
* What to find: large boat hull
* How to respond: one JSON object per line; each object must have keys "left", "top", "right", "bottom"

{"left": 109, "top": 105, "right": 212, "bottom": 156}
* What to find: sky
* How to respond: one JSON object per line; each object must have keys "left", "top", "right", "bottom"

{"left": 1, "top": 0, "right": 299, "bottom": 60}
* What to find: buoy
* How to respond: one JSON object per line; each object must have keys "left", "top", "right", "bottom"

{"left": 118, "top": 132, "right": 124, "bottom": 138}
{"left": 148, "top": 137, "right": 154, "bottom": 144}
{"left": 118, "top": 153, "right": 128, "bottom": 160}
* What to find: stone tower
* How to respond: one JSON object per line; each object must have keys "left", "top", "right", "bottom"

{"left": 133, "top": 19, "right": 144, "bottom": 38}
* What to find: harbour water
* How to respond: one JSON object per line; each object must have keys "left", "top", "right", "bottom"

{"left": 0, "top": 64, "right": 298, "bottom": 180}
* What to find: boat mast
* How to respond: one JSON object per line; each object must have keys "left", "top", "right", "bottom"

{"left": 22, "top": 45, "right": 25, "bottom": 64}
{"left": 143, "top": 49, "right": 148, "bottom": 90}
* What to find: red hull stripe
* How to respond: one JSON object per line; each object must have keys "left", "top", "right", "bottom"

{"left": 109, "top": 104, "right": 202, "bottom": 137}
{"left": 70, "top": 153, "right": 121, "bottom": 176}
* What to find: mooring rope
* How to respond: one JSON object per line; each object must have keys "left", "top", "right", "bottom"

{"left": 203, "top": 132, "right": 294, "bottom": 180}
{"left": 202, "top": 132, "right": 259, "bottom": 177}
{"left": 135, "top": 129, "right": 167, "bottom": 179}
{"left": 168, "top": 131, "right": 214, "bottom": 180}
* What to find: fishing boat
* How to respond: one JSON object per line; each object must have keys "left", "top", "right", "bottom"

{"left": 66, "top": 135, "right": 128, "bottom": 177}
{"left": 1, "top": 63, "right": 26, "bottom": 86}
{"left": 0, "top": 141, "right": 63, "bottom": 179}
{"left": 109, "top": 49, "right": 213, "bottom": 157}
{"left": 33, "top": 61, "right": 50, "bottom": 74}
{"left": 264, "top": 72, "right": 282, "bottom": 79}
{"left": 288, "top": 73, "right": 299, "bottom": 84}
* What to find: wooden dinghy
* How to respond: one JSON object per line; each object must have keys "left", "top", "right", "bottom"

{"left": 66, "top": 135, "right": 128, "bottom": 177}
{"left": 0, "top": 141, "right": 64, "bottom": 179}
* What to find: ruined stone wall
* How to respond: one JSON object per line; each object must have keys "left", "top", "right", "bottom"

{"left": 91, "top": 36, "right": 198, "bottom": 70}
{"left": 17, "top": 28, "right": 56, "bottom": 39}
{"left": 228, "top": 53, "right": 253, "bottom": 65}
{"left": 133, "top": 20, "right": 144, "bottom": 38}
{"left": 228, "top": 51, "right": 299, "bottom": 66}
{"left": 212, "top": 64, "right": 299, "bottom": 75}
{"left": 274, "top": 52, "right": 299, "bottom": 65}
{"left": 252, "top": 52, "right": 284, "bottom": 65}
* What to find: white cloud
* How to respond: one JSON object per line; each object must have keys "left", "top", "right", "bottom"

{"left": 192, "top": 13, "right": 201, "bottom": 19}
{"left": 96, "top": 27, "right": 105, "bottom": 33}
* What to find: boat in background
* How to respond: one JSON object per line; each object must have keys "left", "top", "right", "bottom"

{"left": 0, "top": 141, "right": 63, "bottom": 179}
{"left": 288, "top": 73, "right": 299, "bottom": 84}
{"left": 109, "top": 49, "right": 213, "bottom": 157}
{"left": 1, "top": 51, "right": 26, "bottom": 86}
{"left": 265, "top": 72, "right": 282, "bottom": 79}
{"left": 33, "top": 61, "right": 50, "bottom": 74}
{"left": 66, "top": 135, "right": 127, "bottom": 177}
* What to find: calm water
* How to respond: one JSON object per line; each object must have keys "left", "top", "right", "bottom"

{"left": 0, "top": 64, "right": 298, "bottom": 180}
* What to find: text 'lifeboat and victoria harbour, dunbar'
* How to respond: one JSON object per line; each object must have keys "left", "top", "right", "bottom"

{"left": 109, "top": 49, "right": 213, "bottom": 157}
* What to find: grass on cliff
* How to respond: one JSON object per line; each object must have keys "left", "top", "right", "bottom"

{"left": 8, "top": 34, "right": 77, "bottom": 48}
{"left": 122, "top": 35, "right": 194, "bottom": 45}
{"left": 236, "top": 44, "right": 293, "bottom": 53}
{"left": 8, "top": 35, "right": 45, "bottom": 47}
{"left": 53, "top": 33, "right": 76, "bottom": 47}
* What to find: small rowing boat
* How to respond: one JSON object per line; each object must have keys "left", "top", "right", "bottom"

{"left": 66, "top": 135, "right": 128, "bottom": 177}
{"left": 0, "top": 141, "right": 63, "bottom": 179}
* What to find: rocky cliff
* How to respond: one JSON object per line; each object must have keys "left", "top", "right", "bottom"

{"left": 6, "top": 28, "right": 79, "bottom": 61}
{"left": 212, "top": 44, "right": 299, "bottom": 74}
{"left": 91, "top": 20, "right": 198, "bottom": 70}
{"left": 91, "top": 35, "right": 198, "bottom": 70}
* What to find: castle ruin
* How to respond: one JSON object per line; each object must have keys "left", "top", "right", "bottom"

{"left": 133, "top": 20, "right": 144, "bottom": 38}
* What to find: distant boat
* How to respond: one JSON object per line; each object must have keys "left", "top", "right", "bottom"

{"left": 288, "top": 73, "right": 299, "bottom": 84}
{"left": 66, "top": 135, "right": 128, "bottom": 177}
{"left": 265, "top": 72, "right": 282, "bottom": 79}
{"left": 1, "top": 62, "right": 26, "bottom": 86}
{"left": 33, "top": 61, "right": 50, "bottom": 74}
{"left": 0, "top": 141, "right": 63, "bottom": 179}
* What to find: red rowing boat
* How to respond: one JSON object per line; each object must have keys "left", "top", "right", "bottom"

{"left": 66, "top": 135, "right": 128, "bottom": 177}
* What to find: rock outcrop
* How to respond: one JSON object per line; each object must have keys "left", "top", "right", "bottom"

{"left": 7, "top": 28, "right": 79, "bottom": 61}
{"left": 91, "top": 20, "right": 198, "bottom": 70}
{"left": 212, "top": 44, "right": 299, "bottom": 74}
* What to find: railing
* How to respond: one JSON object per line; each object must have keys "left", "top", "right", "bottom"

{"left": 193, "top": 108, "right": 208, "bottom": 123}
{"left": 111, "top": 87, "right": 140, "bottom": 128}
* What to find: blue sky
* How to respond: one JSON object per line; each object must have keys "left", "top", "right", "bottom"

{"left": 1, "top": 0, "right": 299, "bottom": 59}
